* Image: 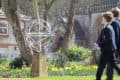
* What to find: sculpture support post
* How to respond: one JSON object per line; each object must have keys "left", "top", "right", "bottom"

{"left": 39, "top": 52, "right": 48, "bottom": 76}
{"left": 31, "top": 51, "right": 48, "bottom": 77}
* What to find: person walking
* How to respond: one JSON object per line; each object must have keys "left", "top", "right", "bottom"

{"left": 106, "top": 7, "right": 120, "bottom": 80}
{"left": 96, "top": 12, "right": 120, "bottom": 80}
{"left": 112, "top": 7, "right": 120, "bottom": 56}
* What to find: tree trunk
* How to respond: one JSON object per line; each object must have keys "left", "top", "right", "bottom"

{"left": 61, "top": 0, "right": 76, "bottom": 52}
{"left": 43, "top": 0, "right": 56, "bottom": 22}
{"left": 31, "top": 0, "right": 48, "bottom": 77}
{"left": 0, "top": 0, "right": 1, "bottom": 8}
{"left": 2, "top": 0, "right": 32, "bottom": 66}
{"left": 31, "top": 52, "right": 40, "bottom": 77}
{"left": 31, "top": 52, "right": 48, "bottom": 77}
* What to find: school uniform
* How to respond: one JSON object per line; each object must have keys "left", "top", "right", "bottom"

{"left": 96, "top": 24, "right": 120, "bottom": 80}
{"left": 110, "top": 19, "right": 120, "bottom": 49}
{"left": 106, "top": 19, "right": 120, "bottom": 80}
{"left": 115, "top": 18, "right": 120, "bottom": 53}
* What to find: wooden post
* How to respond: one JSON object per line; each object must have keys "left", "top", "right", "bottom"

{"left": 31, "top": 51, "right": 48, "bottom": 77}
{"left": 39, "top": 52, "right": 48, "bottom": 76}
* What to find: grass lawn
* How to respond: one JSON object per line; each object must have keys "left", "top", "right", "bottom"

{"left": 0, "top": 76, "right": 119, "bottom": 80}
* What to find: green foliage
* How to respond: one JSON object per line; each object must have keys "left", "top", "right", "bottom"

{"left": 0, "top": 58, "right": 8, "bottom": 65}
{"left": 0, "top": 68, "right": 30, "bottom": 78}
{"left": 65, "top": 45, "right": 92, "bottom": 61}
{"left": 0, "top": 76, "right": 119, "bottom": 80}
{"left": 48, "top": 51, "right": 68, "bottom": 68}
{"left": 48, "top": 69, "right": 96, "bottom": 76}
{"left": 48, "top": 45, "right": 92, "bottom": 67}
{"left": 9, "top": 57, "right": 24, "bottom": 69}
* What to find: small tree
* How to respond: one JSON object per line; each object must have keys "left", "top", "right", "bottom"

{"left": 61, "top": 0, "right": 77, "bottom": 52}
{"left": 31, "top": 0, "right": 48, "bottom": 77}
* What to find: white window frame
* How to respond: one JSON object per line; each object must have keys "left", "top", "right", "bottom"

{"left": 0, "top": 20, "right": 9, "bottom": 35}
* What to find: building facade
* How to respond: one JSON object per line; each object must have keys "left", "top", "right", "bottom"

{"left": 0, "top": 9, "right": 20, "bottom": 58}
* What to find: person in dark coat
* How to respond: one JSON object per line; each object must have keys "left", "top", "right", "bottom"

{"left": 51, "top": 30, "right": 63, "bottom": 52}
{"left": 96, "top": 12, "right": 120, "bottom": 80}
{"left": 112, "top": 8, "right": 120, "bottom": 56}
{"left": 106, "top": 7, "right": 120, "bottom": 80}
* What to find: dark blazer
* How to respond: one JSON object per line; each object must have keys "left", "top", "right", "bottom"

{"left": 97, "top": 25, "right": 113, "bottom": 51}
{"left": 115, "top": 19, "right": 120, "bottom": 50}
{"left": 111, "top": 21, "right": 120, "bottom": 49}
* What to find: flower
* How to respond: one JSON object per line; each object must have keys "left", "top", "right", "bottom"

{"left": 51, "top": 67, "right": 59, "bottom": 71}
{"left": 50, "top": 65, "right": 98, "bottom": 71}
{"left": 1, "top": 66, "right": 9, "bottom": 71}
{"left": 64, "top": 67, "right": 72, "bottom": 70}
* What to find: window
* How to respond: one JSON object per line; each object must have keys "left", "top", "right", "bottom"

{"left": 0, "top": 20, "right": 8, "bottom": 35}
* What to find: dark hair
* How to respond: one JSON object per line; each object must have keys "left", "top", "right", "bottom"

{"left": 111, "top": 7, "right": 120, "bottom": 17}
{"left": 102, "top": 12, "right": 113, "bottom": 22}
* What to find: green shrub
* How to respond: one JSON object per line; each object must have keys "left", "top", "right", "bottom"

{"left": 9, "top": 57, "right": 24, "bottom": 69}
{"left": 48, "top": 51, "right": 68, "bottom": 68}
{"left": 48, "top": 45, "right": 92, "bottom": 67}
{"left": 0, "top": 58, "right": 8, "bottom": 65}
{"left": 65, "top": 45, "right": 92, "bottom": 61}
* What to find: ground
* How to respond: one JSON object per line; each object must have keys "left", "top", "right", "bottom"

{"left": 0, "top": 76, "right": 119, "bottom": 80}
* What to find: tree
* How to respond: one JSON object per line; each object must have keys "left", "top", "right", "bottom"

{"left": 0, "top": 0, "right": 1, "bottom": 8}
{"left": 2, "top": 0, "right": 32, "bottom": 66}
{"left": 43, "top": 0, "right": 57, "bottom": 21}
{"left": 31, "top": 0, "right": 48, "bottom": 77}
{"left": 61, "top": 0, "right": 77, "bottom": 52}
